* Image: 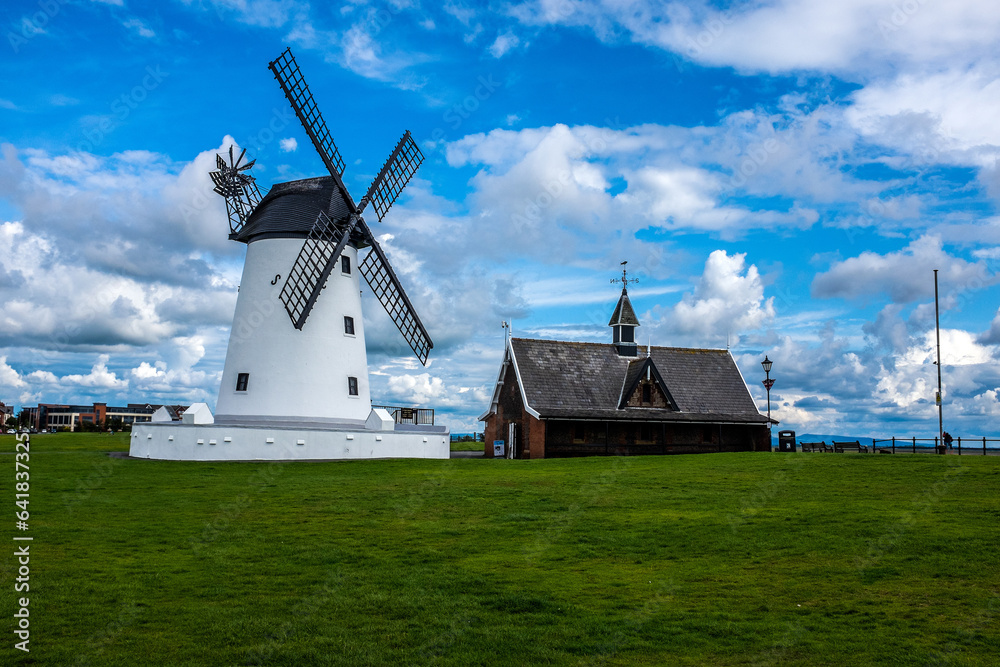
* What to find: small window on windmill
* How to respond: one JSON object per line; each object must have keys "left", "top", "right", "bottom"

{"left": 348, "top": 376, "right": 359, "bottom": 396}
{"left": 344, "top": 316, "right": 355, "bottom": 335}
{"left": 341, "top": 255, "right": 351, "bottom": 275}
{"left": 236, "top": 373, "right": 249, "bottom": 392}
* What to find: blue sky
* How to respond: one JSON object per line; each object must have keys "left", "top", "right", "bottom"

{"left": 2, "top": 0, "right": 1000, "bottom": 436}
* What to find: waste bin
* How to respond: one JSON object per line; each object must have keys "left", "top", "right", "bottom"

{"left": 777, "top": 430, "right": 796, "bottom": 452}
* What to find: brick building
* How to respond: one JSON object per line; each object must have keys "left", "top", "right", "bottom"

{"left": 24, "top": 402, "right": 171, "bottom": 432}
{"left": 480, "top": 282, "right": 771, "bottom": 458}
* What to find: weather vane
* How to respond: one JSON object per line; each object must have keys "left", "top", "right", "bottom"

{"left": 611, "top": 260, "right": 639, "bottom": 290}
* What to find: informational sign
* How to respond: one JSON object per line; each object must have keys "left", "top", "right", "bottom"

{"left": 400, "top": 408, "right": 415, "bottom": 420}
{"left": 493, "top": 440, "right": 504, "bottom": 457}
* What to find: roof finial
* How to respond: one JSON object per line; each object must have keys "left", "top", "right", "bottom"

{"left": 610, "top": 260, "right": 639, "bottom": 294}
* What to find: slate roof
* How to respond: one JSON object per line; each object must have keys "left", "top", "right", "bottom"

{"left": 504, "top": 338, "right": 766, "bottom": 424}
{"left": 233, "top": 176, "right": 368, "bottom": 247}
{"left": 608, "top": 288, "right": 639, "bottom": 326}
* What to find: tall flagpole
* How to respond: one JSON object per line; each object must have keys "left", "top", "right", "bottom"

{"left": 934, "top": 269, "right": 943, "bottom": 453}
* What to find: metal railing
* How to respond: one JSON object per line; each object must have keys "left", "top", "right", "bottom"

{"left": 871, "top": 436, "right": 1000, "bottom": 455}
{"left": 371, "top": 405, "right": 435, "bottom": 426}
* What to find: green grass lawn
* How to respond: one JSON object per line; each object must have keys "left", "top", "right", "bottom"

{"left": 449, "top": 439, "right": 484, "bottom": 452}
{"left": 1, "top": 434, "right": 998, "bottom": 665}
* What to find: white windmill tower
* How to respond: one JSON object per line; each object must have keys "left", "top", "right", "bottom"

{"left": 130, "top": 49, "right": 447, "bottom": 460}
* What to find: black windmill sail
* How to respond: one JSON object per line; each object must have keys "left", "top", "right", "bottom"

{"left": 209, "top": 146, "right": 262, "bottom": 236}
{"left": 267, "top": 48, "right": 433, "bottom": 365}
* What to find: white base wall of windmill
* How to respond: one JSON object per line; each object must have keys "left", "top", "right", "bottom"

{"left": 216, "top": 238, "right": 373, "bottom": 423}
{"left": 128, "top": 420, "right": 450, "bottom": 461}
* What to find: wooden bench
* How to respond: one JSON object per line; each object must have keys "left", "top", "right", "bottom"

{"left": 800, "top": 441, "right": 827, "bottom": 453}
{"left": 833, "top": 440, "right": 868, "bottom": 453}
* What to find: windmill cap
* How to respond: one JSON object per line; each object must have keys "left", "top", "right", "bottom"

{"left": 232, "top": 176, "right": 364, "bottom": 245}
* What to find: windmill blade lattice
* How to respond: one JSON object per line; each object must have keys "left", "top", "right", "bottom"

{"left": 268, "top": 48, "right": 347, "bottom": 182}
{"left": 209, "top": 145, "right": 261, "bottom": 236}
{"left": 362, "top": 131, "right": 424, "bottom": 222}
{"left": 357, "top": 221, "right": 433, "bottom": 365}
{"left": 279, "top": 210, "right": 358, "bottom": 330}
{"left": 267, "top": 47, "right": 433, "bottom": 364}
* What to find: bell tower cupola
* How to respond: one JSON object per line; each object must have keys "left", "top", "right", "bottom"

{"left": 609, "top": 261, "right": 640, "bottom": 357}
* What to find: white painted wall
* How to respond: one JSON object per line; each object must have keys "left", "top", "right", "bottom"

{"left": 216, "top": 238, "right": 372, "bottom": 422}
{"left": 130, "top": 422, "right": 449, "bottom": 461}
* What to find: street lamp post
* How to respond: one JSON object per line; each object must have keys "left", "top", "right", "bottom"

{"left": 761, "top": 356, "right": 774, "bottom": 447}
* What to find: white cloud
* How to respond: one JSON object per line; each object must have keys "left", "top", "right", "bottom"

{"left": 874, "top": 329, "right": 997, "bottom": 413}
{"left": 508, "top": 0, "right": 1000, "bottom": 75}
{"left": 49, "top": 94, "right": 78, "bottom": 107}
{"left": 0, "top": 141, "right": 242, "bottom": 408}
{"left": 279, "top": 137, "right": 298, "bottom": 152}
{"left": 122, "top": 17, "right": 156, "bottom": 38}
{"left": 847, "top": 66, "right": 1000, "bottom": 164}
{"left": 202, "top": 0, "right": 307, "bottom": 28}
{"left": 812, "top": 236, "right": 990, "bottom": 303}
{"left": 966, "top": 389, "right": 1000, "bottom": 416}
{"left": 978, "top": 308, "right": 1000, "bottom": 345}
{"left": 489, "top": 30, "right": 520, "bottom": 58}
{"left": 132, "top": 361, "right": 164, "bottom": 380}
{"left": 0, "top": 356, "right": 25, "bottom": 389}
{"left": 387, "top": 372, "right": 447, "bottom": 404}
{"left": 288, "top": 14, "right": 431, "bottom": 91}
{"left": 664, "top": 250, "right": 775, "bottom": 337}
{"left": 61, "top": 355, "right": 128, "bottom": 389}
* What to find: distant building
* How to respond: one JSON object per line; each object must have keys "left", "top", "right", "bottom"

{"left": 480, "top": 276, "right": 770, "bottom": 459}
{"left": 0, "top": 402, "right": 13, "bottom": 426}
{"left": 23, "top": 402, "right": 183, "bottom": 432}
